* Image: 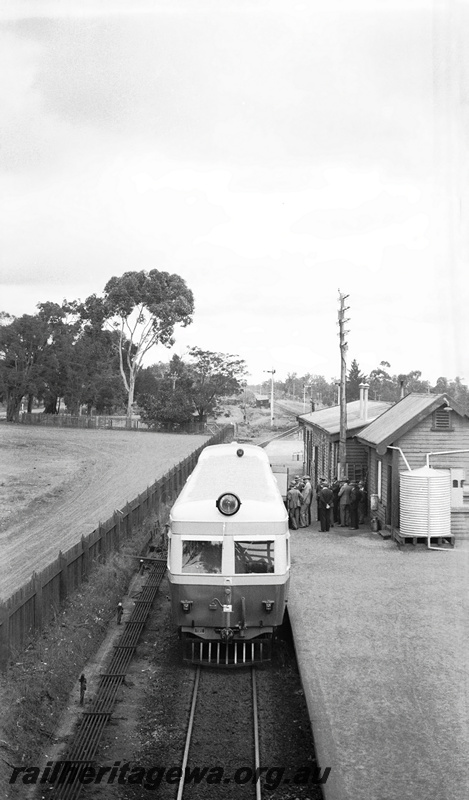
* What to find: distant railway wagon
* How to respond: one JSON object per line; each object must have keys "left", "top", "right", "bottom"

{"left": 167, "top": 442, "right": 290, "bottom": 666}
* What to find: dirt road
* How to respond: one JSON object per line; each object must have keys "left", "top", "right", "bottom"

{"left": 0, "top": 425, "right": 208, "bottom": 600}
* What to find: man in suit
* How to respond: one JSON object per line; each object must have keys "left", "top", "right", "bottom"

{"left": 338, "top": 479, "right": 352, "bottom": 527}
{"left": 316, "top": 477, "right": 326, "bottom": 523}
{"left": 318, "top": 482, "right": 333, "bottom": 532}
{"left": 331, "top": 477, "right": 341, "bottom": 525}
{"left": 287, "top": 482, "right": 303, "bottom": 530}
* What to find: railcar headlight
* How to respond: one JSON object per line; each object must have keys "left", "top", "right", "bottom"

{"left": 216, "top": 492, "right": 241, "bottom": 516}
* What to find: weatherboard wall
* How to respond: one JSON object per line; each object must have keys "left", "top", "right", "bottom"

{"left": 364, "top": 409, "right": 469, "bottom": 534}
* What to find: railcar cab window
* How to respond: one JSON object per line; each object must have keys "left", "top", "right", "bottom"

{"left": 235, "top": 541, "right": 275, "bottom": 574}
{"left": 182, "top": 540, "right": 222, "bottom": 574}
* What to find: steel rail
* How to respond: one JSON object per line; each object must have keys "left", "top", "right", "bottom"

{"left": 176, "top": 666, "right": 201, "bottom": 800}
{"left": 251, "top": 667, "right": 262, "bottom": 800}
{"left": 176, "top": 666, "right": 262, "bottom": 800}
{"left": 47, "top": 558, "right": 166, "bottom": 800}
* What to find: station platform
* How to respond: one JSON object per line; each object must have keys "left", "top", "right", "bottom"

{"left": 288, "top": 522, "right": 469, "bottom": 800}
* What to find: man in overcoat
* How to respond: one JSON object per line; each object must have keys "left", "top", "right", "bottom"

{"left": 318, "top": 482, "right": 333, "bottom": 532}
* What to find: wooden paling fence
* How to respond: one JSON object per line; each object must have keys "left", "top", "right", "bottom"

{"left": 19, "top": 412, "right": 208, "bottom": 434}
{"left": 0, "top": 427, "right": 232, "bottom": 669}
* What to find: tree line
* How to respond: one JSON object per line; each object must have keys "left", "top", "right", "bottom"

{"left": 2, "top": 269, "right": 467, "bottom": 423}
{"left": 0, "top": 270, "right": 247, "bottom": 424}
{"left": 275, "top": 359, "right": 469, "bottom": 412}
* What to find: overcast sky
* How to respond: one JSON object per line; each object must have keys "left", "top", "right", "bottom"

{"left": 1, "top": 0, "right": 467, "bottom": 386}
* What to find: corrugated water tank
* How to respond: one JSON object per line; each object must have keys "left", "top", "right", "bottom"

{"left": 400, "top": 466, "right": 451, "bottom": 538}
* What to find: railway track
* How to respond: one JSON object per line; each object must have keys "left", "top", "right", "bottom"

{"left": 176, "top": 666, "right": 263, "bottom": 800}
{"left": 42, "top": 559, "right": 167, "bottom": 800}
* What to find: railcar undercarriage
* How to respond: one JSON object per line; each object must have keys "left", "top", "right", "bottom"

{"left": 182, "top": 632, "right": 273, "bottom": 666}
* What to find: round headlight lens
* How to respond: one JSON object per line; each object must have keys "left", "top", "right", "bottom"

{"left": 216, "top": 493, "right": 241, "bottom": 516}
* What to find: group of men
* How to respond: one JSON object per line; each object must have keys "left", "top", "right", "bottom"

{"left": 287, "top": 475, "right": 368, "bottom": 533}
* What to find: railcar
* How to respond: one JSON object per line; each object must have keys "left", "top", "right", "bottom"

{"left": 167, "top": 442, "right": 290, "bottom": 666}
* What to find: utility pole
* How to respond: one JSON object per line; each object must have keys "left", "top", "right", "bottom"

{"left": 264, "top": 368, "right": 276, "bottom": 427}
{"left": 337, "top": 291, "right": 350, "bottom": 480}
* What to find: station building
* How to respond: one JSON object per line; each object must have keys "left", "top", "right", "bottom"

{"left": 355, "top": 392, "right": 469, "bottom": 536}
{"left": 298, "top": 384, "right": 391, "bottom": 485}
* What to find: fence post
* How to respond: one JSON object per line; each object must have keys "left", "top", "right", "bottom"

{"left": 0, "top": 601, "right": 10, "bottom": 671}
{"left": 126, "top": 502, "right": 132, "bottom": 537}
{"left": 58, "top": 551, "right": 68, "bottom": 604}
{"left": 114, "top": 512, "right": 121, "bottom": 552}
{"left": 32, "top": 571, "right": 43, "bottom": 633}
{"left": 98, "top": 523, "right": 105, "bottom": 559}
{"left": 81, "top": 534, "right": 90, "bottom": 579}
{"left": 138, "top": 493, "right": 143, "bottom": 526}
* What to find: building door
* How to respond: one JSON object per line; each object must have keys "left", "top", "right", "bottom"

{"left": 450, "top": 468, "right": 465, "bottom": 506}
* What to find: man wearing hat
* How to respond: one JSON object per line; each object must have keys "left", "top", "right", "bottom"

{"left": 318, "top": 481, "right": 334, "bottom": 532}
{"left": 287, "top": 482, "right": 303, "bottom": 530}
{"left": 316, "top": 477, "right": 326, "bottom": 523}
{"left": 300, "top": 475, "right": 313, "bottom": 527}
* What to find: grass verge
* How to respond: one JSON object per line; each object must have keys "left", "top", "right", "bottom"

{"left": 0, "top": 507, "right": 170, "bottom": 797}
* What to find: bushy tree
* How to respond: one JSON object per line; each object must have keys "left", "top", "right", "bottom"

{"left": 186, "top": 347, "right": 248, "bottom": 421}
{"left": 135, "top": 363, "right": 170, "bottom": 398}
{"left": 0, "top": 314, "right": 52, "bottom": 420}
{"left": 432, "top": 376, "right": 469, "bottom": 413}
{"left": 398, "top": 370, "right": 430, "bottom": 395}
{"left": 138, "top": 348, "right": 247, "bottom": 426}
{"left": 139, "top": 382, "right": 195, "bottom": 427}
{"left": 63, "top": 327, "right": 126, "bottom": 415}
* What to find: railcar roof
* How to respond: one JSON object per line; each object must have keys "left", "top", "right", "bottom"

{"left": 171, "top": 442, "right": 286, "bottom": 521}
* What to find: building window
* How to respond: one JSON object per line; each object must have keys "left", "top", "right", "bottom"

{"left": 377, "top": 460, "right": 382, "bottom": 501}
{"left": 347, "top": 464, "right": 367, "bottom": 482}
{"left": 432, "top": 408, "right": 453, "bottom": 430}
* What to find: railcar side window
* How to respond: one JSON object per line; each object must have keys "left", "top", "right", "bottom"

{"left": 182, "top": 541, "right": 222, "bottom": 574}
{"left": 235, "top": 541, "right": 275, "bottom": 574}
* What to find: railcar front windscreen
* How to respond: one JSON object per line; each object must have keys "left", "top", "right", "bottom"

{"left": 234, "top": 541, "right": 275, "bottom": 573}
{"left": 181, "top": 540, "right": 222, "bottom": 574}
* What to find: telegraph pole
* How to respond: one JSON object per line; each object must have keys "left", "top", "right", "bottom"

{"left": 338, "top": 292, "right": 349, "bottom": 480}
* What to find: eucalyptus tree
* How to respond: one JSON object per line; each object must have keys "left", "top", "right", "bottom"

{"left": 82, "top": 270, "right": 194, "bottom": 421}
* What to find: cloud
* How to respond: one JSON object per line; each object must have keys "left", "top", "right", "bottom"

{"left": 3, "top": 3, "right": 435, "bottom": 176}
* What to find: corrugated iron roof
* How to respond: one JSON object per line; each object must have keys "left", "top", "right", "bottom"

{"left": 298, "top": 399, "right": 392, "bottom": 435}
{"left": 356, "top": 393, "right": 459, "bottom": 446}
